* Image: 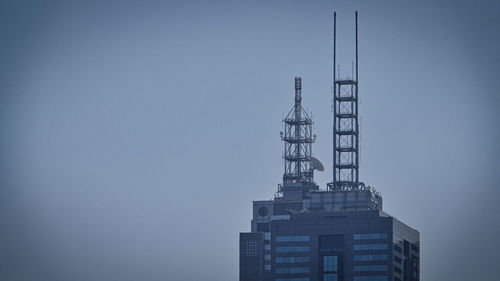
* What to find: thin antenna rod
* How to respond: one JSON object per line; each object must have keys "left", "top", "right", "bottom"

{"left": 333, "top": 11, "right": 337, "bottom": 187}
{"left": 355, "top": 11, "right": 359, "bottom": 185}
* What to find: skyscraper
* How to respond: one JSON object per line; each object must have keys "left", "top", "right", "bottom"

{"left": 239, "top": 12, "right": 419, "bottom": 281}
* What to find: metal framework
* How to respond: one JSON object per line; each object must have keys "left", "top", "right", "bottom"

{"left": 281, "top": 77, "right": 315, "bottom": 185}
{"left": 328, "top": 11, "right": 367, "bottom": 191}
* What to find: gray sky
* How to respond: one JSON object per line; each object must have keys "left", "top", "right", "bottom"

{"left": 1, "top": 1, "right": 499, "bottom": 281}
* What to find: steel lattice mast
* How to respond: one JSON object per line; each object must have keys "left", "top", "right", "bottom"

{"left": 281, "top": 77, "right": 315, "bottom": 185}
{"left": 328, "top": 11, "right": 366, "bottom": 191}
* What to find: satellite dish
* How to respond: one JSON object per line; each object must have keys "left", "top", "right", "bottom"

{"left": 311, "top": 157, "right": 324, "bottom": 172}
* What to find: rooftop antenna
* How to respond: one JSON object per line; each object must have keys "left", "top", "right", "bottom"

{"left": 328, "top": 11, "right": 365, "bottom": 191}
{"left": 281, "top": 77, "right": 317, "bottom": 186}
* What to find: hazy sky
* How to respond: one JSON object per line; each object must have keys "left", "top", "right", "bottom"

{"left": 1, "top": 1, "right": 499, "bottom": 281}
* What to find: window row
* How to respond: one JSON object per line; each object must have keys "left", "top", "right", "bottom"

{"left": 276, "top": 278, "right": 310, "bottom": 281}
{"left": 353, "top": 244, "right": 388, "bottom": 251}
{"left": 276, "top": 236, "right": 310, "bottom": 242}
{"left": 354, "top": 265, "right": 388, "bottom": 272}
{"left": 354, "top": 233, "right": 388, "bottom": 240}
{"left": 276, "top": 246, "right": 310, "bottom": 253}
{"left": 324, "top": 273, "right": 338, "bottom": 281}
{"left": 353, "top": 276, "right": 388, "bottom": 281}
{"left": 276, "top": 267, "right": 309, "bottom": 274}
{"left": 276, "top": 257, "right": 310, "bottom": 264}
{"left": 354, "top": 254, "right": 388, "bottom": 261}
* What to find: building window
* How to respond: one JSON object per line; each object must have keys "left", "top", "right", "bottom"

{"left": 246, "top": 240, "right": 258, "bottom": 256}
{"left": 265, "top": 254, "right": 271, "bottom": 261}
{"left": 276, "top": 257, "right": 310, "bottom": 264}
{"left": 264, "top": 264, "right": 271, "bottom": 271}
{"left": 394, "top": 244, "right": 402, "bottom": 253}
{"left": 411, "top": 244, "right": 419, "bottom": 253}
{"left": 264, "top": 244, "right": 271, "bottom": 251}
{"left": 276, "top": 267, "right": 309, "bottom": 274}
{"left": 354, "top": 265, "right": 388, "bottom": 272}
{"left": 394, "top": 266, "right": 402, "bottom": 274}
{"left": 323, "top": 273, "right": 338, "bottom": 281}
{"left": 276, "top": 246, "right": 310, "bottom": 253}
{"left": 394, "top": 256, "right": 402, "bottom": 264}
{"left": 353, "top": 276, "right": 388, "bottom": 281}
{"left": 354, "top": 254, "right": 388, "bottom": 261}
{"left": 354, "top": 233, "right": 388, "bottom": 240}
{"left": 394, "top": 277, "right": 401, "bottom": 281}
{"left": 353, "top": 244, "right": 388, "bottom": 251}
{"left": 323, "top": 256, "right": 338, "bottom": 272}
{"left": 404, "top": 240, "right": 409, "bottom": 257}
{"left": 276, "top": 278, "right": 310, "bottom": 281}
{"left": 276, "top": 236, "right": 310, "bottom": 242}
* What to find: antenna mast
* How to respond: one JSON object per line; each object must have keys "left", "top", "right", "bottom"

{"left": 328, "top": 11, "right": 365, "bottom": 191}
{"left": 281, "top": 77, "right": 315, "bottom": 185}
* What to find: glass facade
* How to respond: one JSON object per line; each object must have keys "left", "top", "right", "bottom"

{"left": 354, "top": 233, "right": 388, "bottom": 240}
{"left": 353, "top": 265, "right": 388, "bottom": 272}
{"left": 276, "top": 236, "right": 310, "bottom": 242}
{"left": 322, "top": 255, "right": 340, "bottom": 281}
{"left": 354, "top": 254, "right": 388, "bottom": 261}
{"left": 276, "top": 246, "right": 310, "bottom": 253}
{"left": 276, "top": 257, "right": 310, "bottom": 264}
{"left": 353, "top": 244, "right": 388, "bottom": 250}
{"left": 276, "top": 278, "right": 310, "bottom": 281}
{"left": 276, "top": 267, "right": 309, "bottom": 274}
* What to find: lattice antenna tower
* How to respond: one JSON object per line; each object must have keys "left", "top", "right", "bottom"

{"left": 328, "top": 11, "right": 367, "bottom": 191}
{"left": 281, "top": 77, "right": 315, "bottom": 185}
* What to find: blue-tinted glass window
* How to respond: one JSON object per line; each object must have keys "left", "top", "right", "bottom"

{"left": 276, "top": 257, "right": 310, "bottom": 264}
{"left": 276, "top": 267, "right": 309, "bottom": 274}
{"left": 354, "top": 265, "right": 388, "bottom": 272}
{"left": 394, "top": 256, "right": 402, "bottom": 263}
{"left": 354, "top": 254, "right": 388, "bottom": 261}
{"left": 276, "top": 246, "right": 310, "bottom": 253}
{"left": 394, "top": 266, "right": 402, "bottom": 274}
{"left": 353, "top": 244, "right": 388, "bottom": 251}
{"left": 354, "top": 233, "right": 388, "bottom": 240}
{"left": 323, "top": 273, "right": 338, "bottom": 281}
{"left": 353, "top": 276, "right": 388, "bottom": 281}
{"left": 323, "top": 256, "right": 338, "bottom": 272}
{"left": 276, "top": 236, "right": 310, "bottom": 242}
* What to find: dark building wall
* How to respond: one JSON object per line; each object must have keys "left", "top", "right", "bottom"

{"left": 240, "top": 232, "right": 265, "bottom": 281}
